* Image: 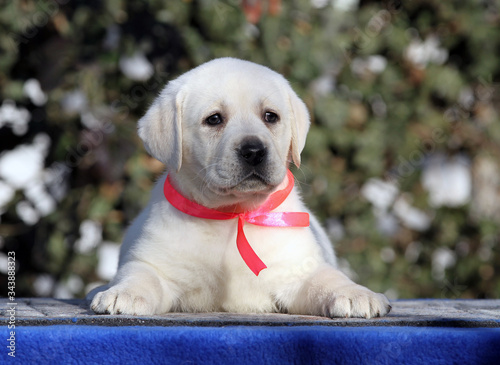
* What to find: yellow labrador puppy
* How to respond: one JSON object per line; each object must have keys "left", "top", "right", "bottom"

{"left": 89, "top": 58, "right": 391, "bottom": 318}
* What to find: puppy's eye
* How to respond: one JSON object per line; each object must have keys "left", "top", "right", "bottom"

{"left": 264, "top": 111, "right": 279, "bottom": 124}
{"left": 205, "top": 113, "right": 223, "bottom": 126}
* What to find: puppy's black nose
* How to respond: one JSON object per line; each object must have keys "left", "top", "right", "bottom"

{"left": 239, "top": 139, "right": 267, "bottom": 166}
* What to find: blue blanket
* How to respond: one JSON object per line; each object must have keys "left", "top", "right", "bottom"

{"left": 7, "top": 325, "right": 500, "bottom": 364}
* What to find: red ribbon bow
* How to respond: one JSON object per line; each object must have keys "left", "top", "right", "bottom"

{"left": 163, "top": 170, "right": 310, "bottom": 276}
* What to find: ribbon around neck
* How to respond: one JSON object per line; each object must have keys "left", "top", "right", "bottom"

{"left": 163, "top": 170, "right": 309, "bottom": 276}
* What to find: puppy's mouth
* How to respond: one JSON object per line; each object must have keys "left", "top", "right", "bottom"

{"left": 214, "top": 172, "right": 275, "bottom": 196}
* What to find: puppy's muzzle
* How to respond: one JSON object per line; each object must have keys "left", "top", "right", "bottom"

{"left": 239, "top": 138, "right": 267, "bottom": 167}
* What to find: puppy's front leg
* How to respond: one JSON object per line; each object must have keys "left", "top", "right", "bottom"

{"left": 290, "top": 265, "right": 391, "bottom": 318}
{"left": 90, "top": 261, "right": 174, "bottom": 315}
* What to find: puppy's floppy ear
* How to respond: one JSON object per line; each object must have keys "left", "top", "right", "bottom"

{"left": 138, "top": 81, "right": 184, "bottom": 172}
{"left": 287, "top": 86, "right": 311, "bottom": 168}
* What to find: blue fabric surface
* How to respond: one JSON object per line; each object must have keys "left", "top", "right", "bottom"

{"left": 5, "top": 325, "right": 500, "bottom": 365}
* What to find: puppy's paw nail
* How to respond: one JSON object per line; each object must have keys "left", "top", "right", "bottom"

{"left": 91, "top": 287, "right": 156, "bottom": 315}
{"left": 324, "top": 285, "right": 390, "bottom": 319}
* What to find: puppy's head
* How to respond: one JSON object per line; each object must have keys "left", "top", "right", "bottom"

{"left": 138, "top": 58, "right": 310, "bottom": 209}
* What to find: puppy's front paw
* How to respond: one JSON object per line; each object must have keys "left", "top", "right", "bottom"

{"left": 91, "top": 286, "right": 157, "bottom": 315}
{"left": 325, "top": 284, "right": 391, "bottom": 319}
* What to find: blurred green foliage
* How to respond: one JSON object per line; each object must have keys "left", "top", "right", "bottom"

{"left": 0, "top": 0, "right": 499, "bottom": 300}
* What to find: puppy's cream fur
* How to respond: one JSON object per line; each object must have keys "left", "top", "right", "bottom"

{"left": 88, "top": 58, "right": 390, "bottom": 318}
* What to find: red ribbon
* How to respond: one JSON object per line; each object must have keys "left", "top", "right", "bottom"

{"left": 163, "top": 170, "right": 309, "bottom": 276}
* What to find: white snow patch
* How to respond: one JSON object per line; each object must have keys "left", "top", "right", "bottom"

{"left": 23, "top": 78, "right": 48, "bottom": 106}
{"left": 75, "top": 220, "right": 103, "bottom": 254}
{"left": 119, "top": 51, "right": 154, "bottom": 81}
{"left": 380, "top": 247, "right": 396, "bottom": 263}
{"left": 67, "top": 274, "right": 85, "bottom": 293}
{"left": 422, "top": 154, "right": 471, "bottom": 207}
{"left": 24, "top": 181, "right": 56, "bottom": 216}
{"left": 0, "top": 99, "right": 31, "bottom": 136}
{"left": 97, "top": 242, "right": 120, "bottom": 281}
{"left": 404, "top": 35, "right": 448, "bottom": 69}
{"left": 374, "top": 210, "right": 399, "bottom": 236}
{"left": 16, "top": 200, "right": 40, "bottom": 225}
{"left": 34, "top": 274, "right": 55, "bottom": 296}
{"left": 393, "top": 196, "right": 432, "bottom": 232}
{"left": 432, "top": 247, "right": 456, "bottom": 280}
{"left": 0, "top": 134, "right": 50, "bottom": 189}
{"left": 333, "top": 0, "right": 359, "bottom": 12}
{"left": 61, "top": 90, "right": 88, "bottom": 114}
{"left": 361, "top": 178, "right": 399, "bottom": 211}
{"left": 351, "top": 55, "right": 387, "bottom": 77}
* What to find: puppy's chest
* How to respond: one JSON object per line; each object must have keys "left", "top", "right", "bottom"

{"left": 175, "top": 216, "right": 237, "bottom": 251}
{"left": 165, "top": 214, "right": 289, "bottom": 267}
{"left": 161, "top": 216, "right": 282, "bottom": 311}
{"left": 166, "top": 216, "right": 258, "bottom": 268}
